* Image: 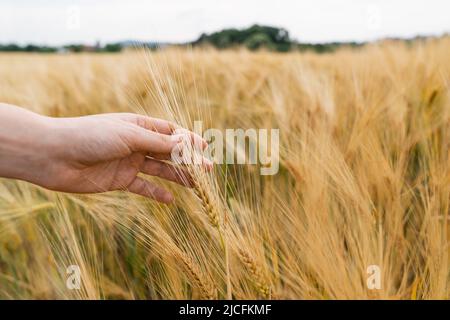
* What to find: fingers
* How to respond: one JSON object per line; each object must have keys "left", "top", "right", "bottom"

{"left": 120, "top": 113, "right": 207, "bottom": 150}
{"left": 140, "top": 158, "right": 193, "bottom": 187}
{"left": 146, "top": 153, "right": 213, "bottom": 173}
{"left": 170, "top": 143, "right": 214, "bottom": 170}
{"left": 126, "top": 176, "right": 174, "bottom": 203}
{"left": 136, "top": 115, "right": 179, "bottom": 135}
{"left": 173, "top": 128, "right": 208, "bottom": 150}
{"left": 118, "top": 113, "right": 179, "bottom": 135}
{"left": 129, "top": 128, "right": 184, "bottom": 154}
{"left": 119, "top": 113, "right": 212, "bottom": 171}
{"left": 129, "top": 127, "right": 209, "bottom": 161}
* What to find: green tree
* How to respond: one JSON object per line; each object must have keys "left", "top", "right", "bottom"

{"left": 244, "top": 33, "right": 273, "bottom": 50}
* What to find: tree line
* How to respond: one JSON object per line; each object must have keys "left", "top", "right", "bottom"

{"left": 1, "top": 25, "right": 442, "bottom": 54}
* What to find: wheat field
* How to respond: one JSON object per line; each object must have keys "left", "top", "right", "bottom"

{"left": 0, "top": 38, "right": 449, "bottom": 299}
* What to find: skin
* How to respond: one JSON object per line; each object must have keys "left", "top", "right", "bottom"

{"left": 0, "top": 103, "right": 210, "bottom": 203}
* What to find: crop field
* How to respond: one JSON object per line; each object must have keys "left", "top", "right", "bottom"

{"left": 0, "top": 38, "right": 449, "bottom": 299}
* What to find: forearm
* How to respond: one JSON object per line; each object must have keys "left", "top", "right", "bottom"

{"left": 0, "top": 103, "right": 53, "bottom": 184}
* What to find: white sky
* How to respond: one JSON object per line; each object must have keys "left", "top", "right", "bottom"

{"left": 0, "top": 0, "right": 449, "bottom": 45}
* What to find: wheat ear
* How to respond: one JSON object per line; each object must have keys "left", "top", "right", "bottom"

{"left": 237, "top": 248, "right": 271, "bottom": 299}
{"left": 192, "top": 178, "right": 232, "bottom": 299}
{"left": 173, "top": 249, "right": 217, "bottom": 300}
{"left": 192, "top": 180, "right": 220, "bottom": 229}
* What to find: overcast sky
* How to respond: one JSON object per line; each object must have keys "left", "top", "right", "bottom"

{"left": 1, "top": 0, "right": 449, "bottom": 45}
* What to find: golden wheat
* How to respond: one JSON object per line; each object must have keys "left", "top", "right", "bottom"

{"left": 0, "top": 37, "right": 449, "bottom": 299}
{"left": 173, "top": 249, "right": 217, "bottom": 300}
{"left": 237, "top": 248, "right": 271, "bottom": 299}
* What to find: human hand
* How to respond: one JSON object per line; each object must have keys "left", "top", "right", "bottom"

{"left": 0, "top": 104, "right": 209, "bottom": 203}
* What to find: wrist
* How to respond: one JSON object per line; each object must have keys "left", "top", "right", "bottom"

{"left": 0, "top": 104, "right": 56, "bottom": 185}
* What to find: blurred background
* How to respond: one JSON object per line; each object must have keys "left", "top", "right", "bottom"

{"left": 1, "top": 0, "right": 449, "bottom": 52}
